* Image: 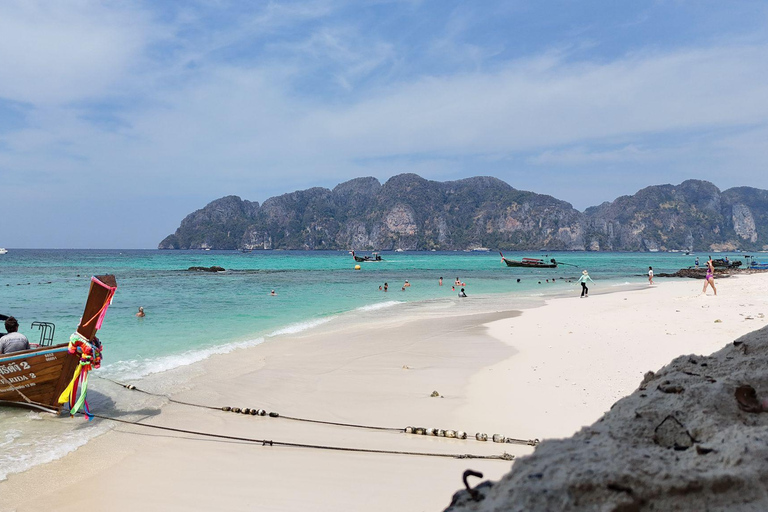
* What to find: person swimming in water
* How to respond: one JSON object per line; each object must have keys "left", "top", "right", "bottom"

{"left": 136, "top": 307, "right": 145, "bottom": 318}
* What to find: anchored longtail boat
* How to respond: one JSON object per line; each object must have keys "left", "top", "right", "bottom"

{"left": 351, "top": 251, "right": 382, "bottom": 262}
{"left": 0, "top": 275, "right": 117, "bottom": 415}
{"left": 499, "top": 252, "right": 558, "bottom": 268}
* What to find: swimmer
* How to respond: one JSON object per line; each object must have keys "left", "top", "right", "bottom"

{"left": 270, "top": 290, "right": 277, "bottom": 296}
{"left": 458, "top": 288, "right": 467, "bottom": 298}
{"left": 439, "top": 277, "right": 443, "bottom": 286}
{"left": 136, "top": 307, "right": 145, "bottom": 318}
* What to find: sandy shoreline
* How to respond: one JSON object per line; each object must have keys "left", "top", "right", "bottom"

{"left": 2, "top": 274, "right": 768, "bottom": 511}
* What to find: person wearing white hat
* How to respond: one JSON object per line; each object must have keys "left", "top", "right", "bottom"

{"left": 577, "top": 270, "right": 594, "bottom": 298}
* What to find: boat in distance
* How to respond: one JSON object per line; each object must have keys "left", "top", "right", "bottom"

{"left": 499, "top": 252, "right": 558, "bottom": 268}
{"left": 351, "top": 251, "right": 382, "bottom": 262}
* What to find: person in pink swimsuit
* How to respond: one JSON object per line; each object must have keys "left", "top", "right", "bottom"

{"left": 702, "top": 257, "right": 717, "bottom": 295}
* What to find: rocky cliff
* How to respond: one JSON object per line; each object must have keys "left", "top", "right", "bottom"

{"left": 444, "top": 326, "right": 768, "bottom": 512}
{"left": 158, "top": 176, "right": 768, "bottom": 252}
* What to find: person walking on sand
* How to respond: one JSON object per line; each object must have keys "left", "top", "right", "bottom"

{"left": 702, "top": 257, "right": 717, "bottom": 296}
{"left": 648, "top": 266, "right": 654, "bottom": 285}
{"left": 577, "top": 270, "right": 594, "bottom": 298}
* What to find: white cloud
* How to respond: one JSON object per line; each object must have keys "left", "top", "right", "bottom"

{"left": 0, "top": 1, "right": 157, "bottom": 105}
{"left": 2, "top": 1, "right": 768, "bottom": 246}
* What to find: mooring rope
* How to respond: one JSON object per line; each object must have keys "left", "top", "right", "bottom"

{"left": 96, "top": 376, "right": 539, "bottom": 446}
{"left": 86, "top": 412, "right": 514, "bottom": 461}
{"left": 1, "top": 395, "right": 513, "bottom": 460}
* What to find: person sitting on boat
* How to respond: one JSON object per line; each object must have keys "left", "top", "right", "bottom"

{"left": 0, "top": 316, "right": 30, "bottom": 354}
{"left": 458, "top": 288, "right": 467, "bottom": 298}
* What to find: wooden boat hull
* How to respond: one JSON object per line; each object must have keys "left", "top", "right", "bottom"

{"left": 0, "top": 344, "right": 79, "bottom": 412}
{"left": 502, "top": 259, "right": 557, "bottom": 268}
{"left": 712, "top": 259, "right": 741, "bottom": 268}
{"left": 351, "top": 252, "right": 381, "bottom": 262}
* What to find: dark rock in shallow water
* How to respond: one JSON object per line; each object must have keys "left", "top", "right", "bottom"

{"left": 187, "top": 266, "right": 225, "bottom": 272}
{"left": 444, "top": 326, "right": 768, "bottom": 512}
{"left": 657, "top": 268, "right": 732, "bottom": 279}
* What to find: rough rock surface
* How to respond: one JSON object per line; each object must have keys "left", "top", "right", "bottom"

{"left": 159, "top": 176, "right": 768, "bottom": 251}
{"left": 445, "top": 327, "right": 768, "bottom": 512}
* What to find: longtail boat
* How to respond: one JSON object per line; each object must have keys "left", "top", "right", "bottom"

{"left": 499, "top": 252, "right": 558, "bottom": 268}
{"left": 0, "top": 275, "right": 117, "bottom": 415}
{"left": 712, "top": 258, "right": 742, "bottom": 268}
{"left": 351, "top": 251, "right": 382, "bottom": 262}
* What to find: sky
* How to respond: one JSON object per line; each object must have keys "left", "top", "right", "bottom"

{"left": 1, "top": 0, "right": 768, "bottom": 248}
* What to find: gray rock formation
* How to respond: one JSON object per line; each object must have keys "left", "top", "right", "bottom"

{"left": 159, "top": 176, "right": 768, "bottom": 252}
{"left": 444, "top": 326, "right": 768, "bottom": 512}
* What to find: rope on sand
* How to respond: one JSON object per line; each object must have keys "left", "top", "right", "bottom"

{"left": 84, "top": 411, "right": 515, "bottom": 461}
{"left": 96, "top": 376, "right": 539, "bottom": 447}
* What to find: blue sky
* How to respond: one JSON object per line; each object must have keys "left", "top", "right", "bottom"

{"left": 1, "top": 0, "right": 767, "bottom": 248}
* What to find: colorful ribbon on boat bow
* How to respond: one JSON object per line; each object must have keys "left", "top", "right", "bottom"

{"left": 58, "top": 333, "right": 103, "bottom": 420}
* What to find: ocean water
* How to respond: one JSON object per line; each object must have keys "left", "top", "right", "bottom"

{"left": 0, "top": 249, "right": 721, "bottom": 480}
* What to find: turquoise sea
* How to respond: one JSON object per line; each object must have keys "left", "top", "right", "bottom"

{"left": 0, "top": 249, "right": 722, "bottom": 479}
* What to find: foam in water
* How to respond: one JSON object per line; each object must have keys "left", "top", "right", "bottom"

{"left": 267, "top": 318, "right": 333, "bottom": 337}
{"left": 353, "top": 300, "right": 404, "bottom": 312}
{"left": 0, "top": 420, "right": 110, "bottom": 482}
{"left": 103, "top": 336, "right": 266, "bottom": 381}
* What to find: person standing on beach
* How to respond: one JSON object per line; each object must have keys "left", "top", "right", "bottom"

{"left": 577, "top": 270, "right": 594, "bottom": 298}
{"left": 648, "top": 266, "right": 654, "bottom": 285}
{"left": 695, "top": 256, "right": 700, "bottom": 268}
{"left": 702, "top": 257, "right": 717, "bottom": 296}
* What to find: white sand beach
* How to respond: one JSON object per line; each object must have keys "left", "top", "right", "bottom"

{"left": 2, "top": 274, "right": 767, "bottom": 512}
